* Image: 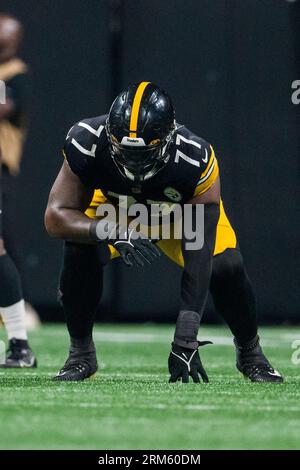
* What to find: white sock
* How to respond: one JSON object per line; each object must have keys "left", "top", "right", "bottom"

{"left": 0, "top": 299, "right": 28, "bottom": 340}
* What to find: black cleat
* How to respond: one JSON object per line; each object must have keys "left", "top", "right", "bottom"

{"left": 235, "top": 336, "right": 283, "bottom": 383}
{"left": 0, "top": 338, "right": 37, "bottom": 368}
{"left": 53, "top": 346, "right": 98, "bottom": 382}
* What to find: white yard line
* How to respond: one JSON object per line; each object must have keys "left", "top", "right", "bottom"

{"left": 92, "top": 332, "right": 287, "bottom": 348}
{"left": 1, "top": 399, "right": 300, "bottom": 413}
{"left": 36, "top": 328, "right": 296, "bottom": 347}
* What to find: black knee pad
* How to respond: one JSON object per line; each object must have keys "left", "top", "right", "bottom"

{"left": 212, "top": 248, "right": 244, "bottom": 281}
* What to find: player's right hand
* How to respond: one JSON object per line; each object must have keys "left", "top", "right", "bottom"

{"left": 112, "top": 229, "right": 161, "bottom": 267}
{"left": 168, "top": 341, "right": 211, "bottom": 383}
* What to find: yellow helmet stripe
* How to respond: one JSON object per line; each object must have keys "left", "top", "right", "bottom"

{"left": 129, "top": 81, "right": 151, "bottom": 137}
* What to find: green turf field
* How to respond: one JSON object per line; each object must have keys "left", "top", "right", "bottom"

{"left": 0, "top": 324, "right": 299, "bottom": 450}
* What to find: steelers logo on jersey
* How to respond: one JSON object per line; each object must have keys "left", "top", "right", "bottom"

{"left": 163, "top": 187, "right": 182, "bottom": 202}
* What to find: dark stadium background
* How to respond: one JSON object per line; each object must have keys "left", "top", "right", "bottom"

{"left": 1, "top": 0, "right": 299, "bottom": 323}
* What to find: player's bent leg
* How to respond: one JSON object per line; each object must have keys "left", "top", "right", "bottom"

{"left": 158, "top": 210, "right": 283, "bottom": 383}
{"left": 59, "top": 241, "right": 110, "bottom": 339}
{"left": 54, "top": 189, "right": 120, "bottom": 381}
{"left": 210, "top": 248, "right": 283, "bottom": 383}
{"left": 211, "top": 248, "right": 257, "bottom": 343}
{"left": 54, "top": 241, "right": 110, "bottom": 381}
{"left": 0, "top": 239, "right": 37, "bottom": 368}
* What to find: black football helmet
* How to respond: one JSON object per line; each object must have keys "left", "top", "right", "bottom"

{"left": 106, "top": 82, "right": 176, "bottom": 182}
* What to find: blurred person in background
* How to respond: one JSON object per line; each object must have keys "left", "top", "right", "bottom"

{"left": 0, "top": 13, "right": 39, "bottom": 365}
{"left": 0, "top": 147, "right": 36, "bottom": 367}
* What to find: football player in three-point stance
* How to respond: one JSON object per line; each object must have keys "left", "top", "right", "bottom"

{"left": 45, "top": 82, "right": 283, "bottom": 383}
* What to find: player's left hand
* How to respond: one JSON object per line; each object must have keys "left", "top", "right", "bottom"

{"left": 168, "top": 341, "right": 211, "bottom": 383}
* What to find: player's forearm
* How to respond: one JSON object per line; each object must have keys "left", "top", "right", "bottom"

{"left": 174, "top": 203, "right": 219, "bottom": 349}
{"left": 180, "top": 203, "right": 220, "bottom": 314}
{"left": 44, "top": 206, "right": 94, "bottom": 243}
{"left": 44, "top": 206, "right": 126, "bottom": 245}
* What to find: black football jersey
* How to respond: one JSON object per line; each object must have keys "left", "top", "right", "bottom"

{"left": 62, "top": 115, "right": 219, "bottom": 206}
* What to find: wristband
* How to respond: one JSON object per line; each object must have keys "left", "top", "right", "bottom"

{"left": 89, "top": 219, "right": 118, "bottom": 242}
{"left": 173, "top": 310, "right": 201, "bottom": 350}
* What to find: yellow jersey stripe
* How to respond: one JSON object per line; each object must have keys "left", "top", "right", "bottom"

{"left": 198, "top": 146, "right": 215, "bottom": 180}
{"left": 193, "top": 159, "right": 219, "bottom": 196}
{"left": 129, "top": 81, "right": 151, "bottom": 137}
{"left": 197, "top": 158, "right": 216, "bottom": 185}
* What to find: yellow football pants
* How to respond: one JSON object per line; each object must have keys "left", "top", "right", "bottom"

{"left": 85, "top": 190, "right": 237, "bottom": 267}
